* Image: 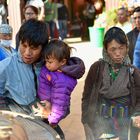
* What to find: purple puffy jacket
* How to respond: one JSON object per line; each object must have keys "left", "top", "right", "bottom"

{"left": 38, "top": 57, "right": 85, "bottom": 125}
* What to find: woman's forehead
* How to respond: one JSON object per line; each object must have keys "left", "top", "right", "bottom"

{"left": 106, "top": 40, "right": 127, "bottom": 49}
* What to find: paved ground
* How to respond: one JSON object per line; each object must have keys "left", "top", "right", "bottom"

{"left": 59, "top": 41, "right": 103, "bottom": 140}
{"left": 60, "top": 78, "right": 85, "bottom": 140}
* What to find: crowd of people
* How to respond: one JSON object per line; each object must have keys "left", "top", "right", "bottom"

{"left": 1, "top": 0, "right": 140, "bottom": 140}
{"left": 25, "top": 0, "right": 69, "bottom": 40}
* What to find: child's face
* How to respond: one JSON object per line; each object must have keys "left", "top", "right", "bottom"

{"left": 45, "top": 56, "right": 66, "bottom": 71}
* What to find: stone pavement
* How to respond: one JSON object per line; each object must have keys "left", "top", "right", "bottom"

{"left": 60, "top": 77, "right": 86, "bottom": 140}
{"left": 59, "top": 42, "right": 103, "bottom": 140}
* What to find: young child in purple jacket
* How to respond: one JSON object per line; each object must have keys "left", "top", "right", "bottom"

{"left": 33, "top": 39, "right": 85, "bottom": 127}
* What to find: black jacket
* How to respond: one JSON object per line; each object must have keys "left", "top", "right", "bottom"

{"left": 127, "top": 27, "right": 139, "bottom": 63}
{"left": 82, "top": 60, "right": 140, "bottom": 129}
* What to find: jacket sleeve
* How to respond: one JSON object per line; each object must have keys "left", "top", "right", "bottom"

{"left": 81, "top": 61, "right": 100, "bottom": 124}
{"left": 38, "top": 68, "right": 51, "bottom": 101}
{"left": 132, "top": 67, "right": 140, "bottom": 114}
{"left": 0, "top": 60, "right": 8, "bottom": 96}
{"left": 0, "top": 49, "right": 6, "bottom": 61}
{"left": 127, "top": 28, "right": 139, "bottom": 63}
{"left": 48, "top": 75, "right": 77, "bottom": 125}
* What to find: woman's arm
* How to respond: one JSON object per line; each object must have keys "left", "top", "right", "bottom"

{"left": 133, "top": 67, "right": 140, "bottom": 113}
{"left": 131, "top": 67, "right": 140, "bottom": 127}
{"left": 81, "top": 61, "right": 100, "bottom": 124}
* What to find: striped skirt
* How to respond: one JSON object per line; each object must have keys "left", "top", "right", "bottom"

{"left": 92, "top": 95, "right": 131, "bottom": 140}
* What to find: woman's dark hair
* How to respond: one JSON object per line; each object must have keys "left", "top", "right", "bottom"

{"left": 23, "top": 5, "right": 39, "bottom": 15}
{"left": 18, "top": 19, "right": 48, "bottom": 49}
{"left": 103, "top": 27, "right": 128, "bottom": 49}
{"left": 43, "top": 39, "right": 72, "bottom": 62}
{"left": 133, "top": 6, "right": 140, "bottom": 14}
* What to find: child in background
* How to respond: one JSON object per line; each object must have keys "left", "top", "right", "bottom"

{"left": 33, "top": 39, "right": 85, "bottom": 138}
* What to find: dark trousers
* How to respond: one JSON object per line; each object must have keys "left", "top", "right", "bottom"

{"left": 46, "top": 20, "right": 56, "bottom": 39}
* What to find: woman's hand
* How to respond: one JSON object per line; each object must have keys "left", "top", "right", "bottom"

{"left": 132, "top": 116, "right": 140, "bottom": 128}
{"left": 32, "top": 101, "right": 51, "bottom": 118}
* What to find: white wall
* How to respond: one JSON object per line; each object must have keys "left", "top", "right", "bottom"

{"left": 7, "top": 0, "right": 21, "bottom": 48}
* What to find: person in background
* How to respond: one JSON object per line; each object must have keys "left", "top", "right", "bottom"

{"left": 16, "top": 5, "right": 39, "bottom": 50}
{"left": 127, "top": 7, "right": 140, "bottom": 69}
{"left": 57, "top": 0, "right": 69, "bottom": 40}
{"left": 0, "top": 0, "right": 7, "bottom": 24}
{"left": 82, "top": 27, "right": 140, "bottom": 140}
{"left": 115, "top": 7, "right": 133, "bottom": 34}
{"left": 26, "top": 0, "right": 45, "bottom": 20}
{"left": 83, "top": 0, "right": 96, "bottom": 40}
{"left": 0, "top": 24, "right": 15, "bottom": 61}
{"left": 33, "top": 39, "right": 85, "bottom": 139}
{"left": 44, "top": 0, "right": 58, "bottom": 39}
{"left": 128, "top": 0, "right": 140, "bottom": 8}
{"left": 23, "top": 5, "right": 38, "bottom": 21}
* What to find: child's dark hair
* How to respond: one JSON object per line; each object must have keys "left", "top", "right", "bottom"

{"left": 103, "top": 27, "right": 128, "bottom": 50}
{"left": 43, "top": 39, "right": 72, "bottom": 62}
{"left": 133, "top": 6, "right": 140, "bottom": 14}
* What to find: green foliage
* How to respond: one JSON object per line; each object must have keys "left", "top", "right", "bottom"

{"left": 106, "top": 9, "right": 117, "bottom": 28}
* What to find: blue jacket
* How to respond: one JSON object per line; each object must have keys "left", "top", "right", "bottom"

{"left": 0, "top": 45, "right": 16, "bottom": 61}
{"left": 0, "top": 52, "right": 42, "bottom": 105}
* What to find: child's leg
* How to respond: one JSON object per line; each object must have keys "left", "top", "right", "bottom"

{"left": 53, "top": 125, "right": 65, "bottom": 140}
{"left": 43, "top": 119, "right": 65, "bottom": 140}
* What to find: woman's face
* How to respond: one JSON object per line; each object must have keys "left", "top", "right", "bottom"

{"left": 24, "top": 7, "right": 38, "bottom": 21}
{"left": 106, "top": 39, "right": 127, "bottom": 64}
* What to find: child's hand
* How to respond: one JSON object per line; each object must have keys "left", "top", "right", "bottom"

{"left": 32, "top": 102, "right": 51, "bottom": 118}
{"left": 40, "top": 100, "right": 51, "bottom": 110}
